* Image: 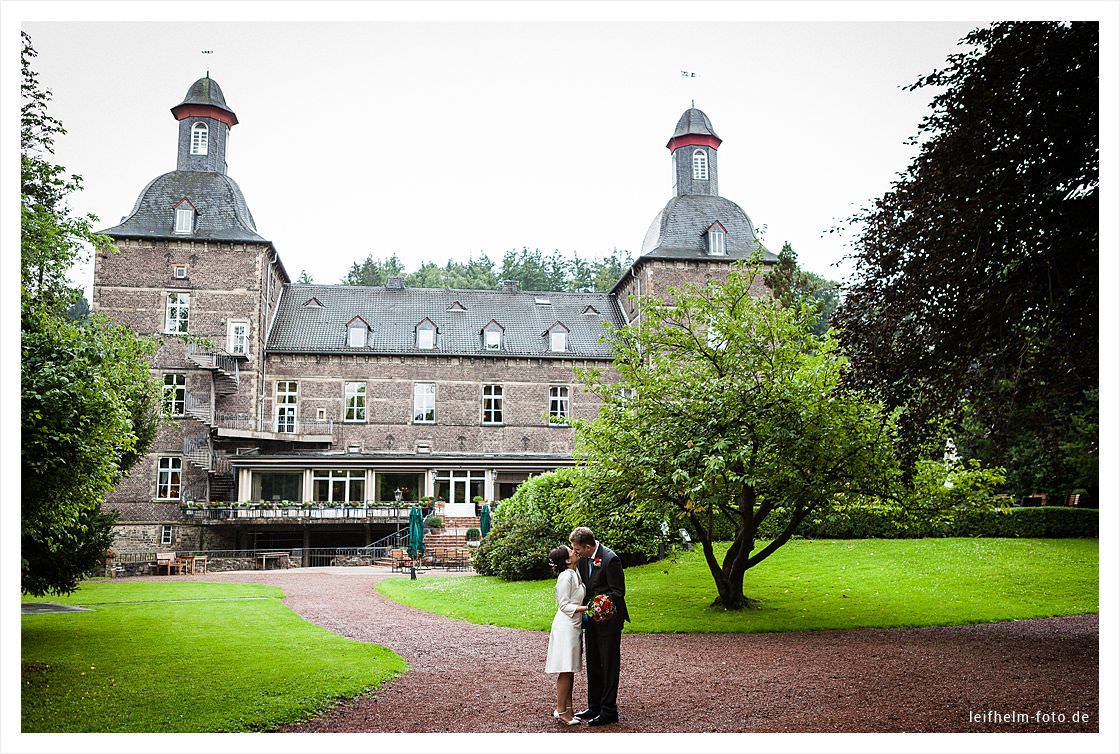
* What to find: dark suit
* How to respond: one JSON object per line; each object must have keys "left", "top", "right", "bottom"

{"left": 579, "top": 543, "right": 629, "bottom": 717}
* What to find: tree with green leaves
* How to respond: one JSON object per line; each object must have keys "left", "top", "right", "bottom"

{"left": 341, "top": 253, "right": 407, "bottom": 286}
{"left": 764, "top": 241, "right": 838, "bottom": 336}
{"left": 21, "top": 32, "right": 161, "bottom": 595}
{"left": 576, "top": 262, "right": 900, "bottom": 609}
{"left": 833, "top": 22, "right": 1098, "bottom": 499}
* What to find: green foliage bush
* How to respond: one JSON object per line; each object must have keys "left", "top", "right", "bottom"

{"left": 465, "top": 528, "right": 481, "bottom": 542}
{"left": 471, "top": 467, "right": 668, "bottom": 580}
{"left": 426, "top": 515, "right": 443, "bottom": 529}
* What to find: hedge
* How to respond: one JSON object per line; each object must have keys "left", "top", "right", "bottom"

{"left": 755, "top": 505, "right": 1097, "bottom": 540}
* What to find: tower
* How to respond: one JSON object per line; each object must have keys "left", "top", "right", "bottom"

{"left": 171, "top": 75, "right": 238, "bottom": 174}
{"left": 613, "top": 107, "right": 776, "bottom": 322}
{"left": 668, "top": 107, "right": 721, "bottom": 197}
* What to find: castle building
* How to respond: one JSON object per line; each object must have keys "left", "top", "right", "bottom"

{"left": 93, "top": 76, "right": 774, "bottom": 554}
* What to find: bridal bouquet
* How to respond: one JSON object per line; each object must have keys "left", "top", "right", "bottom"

{"left": 586, "top": 594, "right": 615, "bottom": 622}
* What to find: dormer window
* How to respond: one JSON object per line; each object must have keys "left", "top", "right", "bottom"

{"left": 346, "top": 316, "right": 370, "bottom": 348}
{"left": 190, "top": 122, "right": 208, "bottom": 155}
{"left": 544, "top": 322, "right": 570, "bottom": 353}
{"left": 447, "top": 300, "right": 467, "bottom": 312}
{"left": 482, "top": 321, "right": 504, "bottom": 351}
{"left": 303, "top": 297, "right": 323, "bottom": 308}
{"left": 174, "top": 206, "right": 194, "bottom": 234}
{"left": 415, "top": 318, "right": 437, "bottom": 350}
{"left": 706, "top": 221, "right": 728, "bottom": 256}
{"left": 692, "top": 149, "right": 709, "bottom": 180}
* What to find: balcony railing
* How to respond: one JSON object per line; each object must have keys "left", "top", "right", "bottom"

{"left": 180, "top": 502, "right": 413, "bottom": 521}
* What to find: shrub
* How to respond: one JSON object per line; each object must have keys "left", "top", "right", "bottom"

{"left": 465, "top": 527, "right": 480, "bottom": 542}
{"left": 426, "top": 515, "right": 443, "bottom": 529}
{"left": 473, "top": 467, "right": 670, "bottom": 580}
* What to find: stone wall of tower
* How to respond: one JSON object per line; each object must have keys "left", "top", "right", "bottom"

{"left": 93, "top": 237, "right": 274, "bottom": 505}
{"left": 614, "top": 257, "right": 770, "bottom": 323}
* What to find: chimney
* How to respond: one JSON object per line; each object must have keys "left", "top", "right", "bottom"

{"left": 501, "top": 280, "right": 521, "bottom": 294}
{"left": 386, "top": 276, "right": 404, "bottom": 290}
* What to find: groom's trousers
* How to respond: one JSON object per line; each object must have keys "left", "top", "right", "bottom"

{"left": 585, "top": 619, "right": 623, "bottom": 716}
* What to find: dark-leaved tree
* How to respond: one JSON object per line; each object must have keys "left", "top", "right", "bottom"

{"left": 832, "top": 22, "right": 1098, "bottom": 499}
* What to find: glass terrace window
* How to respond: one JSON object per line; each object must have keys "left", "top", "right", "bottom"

{"left": 313, "top": 469, "right": 366, "bottom": 503}
{"left": 165, "top": 292, "right": 190, "bottom": 334}
{"left": 156, "top": 457, "right": 182, "bottom": 500}
{"left": 413, "top": 382, "right": 436, "bottom": 424}
{"left": 549, "top": 385, "right": 570, "bottom": 423}
{"left": 190, "top": 122, "right": 208, "bottom": 155}
{"left": 162, "top": 374, "right": 186, "bottom": 417}
{"left": 275, "top": 381, "right": 298, "bottom": 433}
{"left": 692, "top": 149, "right": 709, "bottom": 180}
{"left": 481, "top": 384, "right": 504, "bottom": 425}
{"left": 345, "top": 381, "right": 366, "bottom": 422}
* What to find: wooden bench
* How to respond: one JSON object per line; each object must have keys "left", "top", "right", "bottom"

{"left": 389, "top": 548, "right": 413, "bottom": 573}
{"left": 257, "top": 551, "right": 290, "bottom": 570}
{"left": 156, "top": 552, "right": 185, "bottom": 576}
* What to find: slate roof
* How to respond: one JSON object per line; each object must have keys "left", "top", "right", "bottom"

{"left": 171, "top": 76, "right": 238, "bottom": 124}
{"left": 639, "top": 194, "right": 776, "bottom": 262}
{"left": 267, "top": 284, "right": 626, "bottom": 358}
{"left": 100, "top": 170, "right": 268, "bottom": 243}
{"left": 671, "top": 108, "right": 720, "bottom": 140}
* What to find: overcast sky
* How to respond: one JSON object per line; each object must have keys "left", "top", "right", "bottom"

{"left": 21, "top": 18, "right": 986, "bottom": 295}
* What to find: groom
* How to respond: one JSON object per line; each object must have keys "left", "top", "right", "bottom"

{"left": 569, "top": 526, "right": 629, "bottom": 726}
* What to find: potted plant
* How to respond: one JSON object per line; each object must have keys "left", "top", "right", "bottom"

{"left": 427, "top": 514, "right": 444, "bottom": 530}
{"left": 465, "top": 527, "right": 480, "bottom": 546}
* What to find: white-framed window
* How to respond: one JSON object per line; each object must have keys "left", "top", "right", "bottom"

{"left": 549, "top": 330, "right": 568, "bottom": 352}
{"left": 692, "top": 149, "right": 709, "bottom": 180}
{"left": 413, "top": 382, "right": 436, "bottom": 424}
{"left": 190, "top": 122, "right": 209, "bottom": 155}
{"left": 227, "top": 320, "right": 249, "bottom": 355}
{"left": 275, "top": 381, "right": 298, "bottom": 433}
{"left": 482, "top": 322, "right": 503, "bottom": 351}
{"left": 162, "top": 374, "right": 186, "bottom": 417}
{"left": 156, "top": 457, "right": 182, "bottom": 500}
{"left": 345, "top": 381, "right": 366, "bottom": 422}
{"left": 165, "top": 292, "right": 190, "bottom": 334}
{"left": 160, "top": 524, "right": 173, "bottom": 545}
{"left": 482, "top": 384, "right": 504, "bottom": 425}
{"left": 174, "top": 207, "right": 194, "bottom": 234}
{"left": 708, "top": 228, "right": 726, "bottom": 256}
{"left": 549, "top": 385, "right": 570, "bottom": 423}
{"left": 416, "top": 320, "right": 436, "bottom": 350}
{"left": 313, "top": 469, "right": 366, "bottom": 503}
{"left": 348, "top": 322, "right": 367, "bottom": 348}
{"left": 174, "top": 265, "right": 188, "bottom": 279}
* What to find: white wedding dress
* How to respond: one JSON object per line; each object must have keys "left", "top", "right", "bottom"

{"left": 545, "top": 568, "right": 586, "bottom": 673}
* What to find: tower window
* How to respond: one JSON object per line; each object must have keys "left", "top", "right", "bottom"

{"left": 190, "top": 122, "right": 209, "bottom": 155}
{"left": 481, "top": 385, "right": 504, "bottom": 425}
{"left": 692, "top": 149, "right": 709, "bottom": 180}
{"left": 708, "top": 228, "right": 726, "bottom": 256}
{"left": 165, "top": 292, "right": 190, "bottom": 334}
{"left": 174, "top": 207, "right": 194, "bottom": 234}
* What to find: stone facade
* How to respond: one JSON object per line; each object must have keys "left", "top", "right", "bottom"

{"left": 92, "top": 78, "right": 771, "bottom": 554}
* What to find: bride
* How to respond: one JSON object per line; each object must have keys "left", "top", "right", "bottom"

{"left": 545, "top": 545, "right": 587, "bottom": 724}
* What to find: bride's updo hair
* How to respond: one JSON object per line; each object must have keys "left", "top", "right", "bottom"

{"left": 548, "top": 545, "right": 571, "bottom": 575}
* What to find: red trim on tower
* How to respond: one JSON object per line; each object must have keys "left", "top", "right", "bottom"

{"left": 666, "top": 134, "right": 722, "bottom": 152}
{"left": 170, "top": 104, "right": 238, "bottom": 128}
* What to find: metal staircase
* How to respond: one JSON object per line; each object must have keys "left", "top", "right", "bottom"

{"left": 186, "top": 343, "right": 240, "bottom": 394}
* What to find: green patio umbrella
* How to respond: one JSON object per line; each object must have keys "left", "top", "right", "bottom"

{"left": 407, "top": 505, "right": 425, "bottom": 560}
{"left": 479, "top": 503, "right": 492, "bottom": 539}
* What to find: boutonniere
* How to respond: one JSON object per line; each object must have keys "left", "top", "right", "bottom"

{"left": 593, "top": 557, "right": 602, "bottom": 568}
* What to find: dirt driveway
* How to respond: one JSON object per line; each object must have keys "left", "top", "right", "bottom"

{"left": 150, "top": 567, "right": 1098, "bottom": 733}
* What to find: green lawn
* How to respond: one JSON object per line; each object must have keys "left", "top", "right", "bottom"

{"left": 378, "top": 538, "right": 1098, "bottom": 633}
{"left": 22, "top": 581, "right": 407, "bottom": 732}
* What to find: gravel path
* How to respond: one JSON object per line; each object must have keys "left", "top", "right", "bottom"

{"left": 146, "top": 567, "right": 1098, "bottom": 733}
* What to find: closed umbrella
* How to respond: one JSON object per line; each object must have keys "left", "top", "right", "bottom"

{"left": 407, "top": 505, "right": 425, "bottom": 561}
{"left": 479, "top": 503, "right": 492, "bottom": 539}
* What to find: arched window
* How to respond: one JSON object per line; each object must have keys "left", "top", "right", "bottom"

{"left": 190, "top": 122, "right": 209, "bottom": 155}
{"left": 692, "top": 149, "right": 708, "bottom": 180}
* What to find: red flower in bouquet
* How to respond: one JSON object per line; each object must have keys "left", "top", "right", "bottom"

{"left": 587, "top": 593, "right": 615, "bottom": 622}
